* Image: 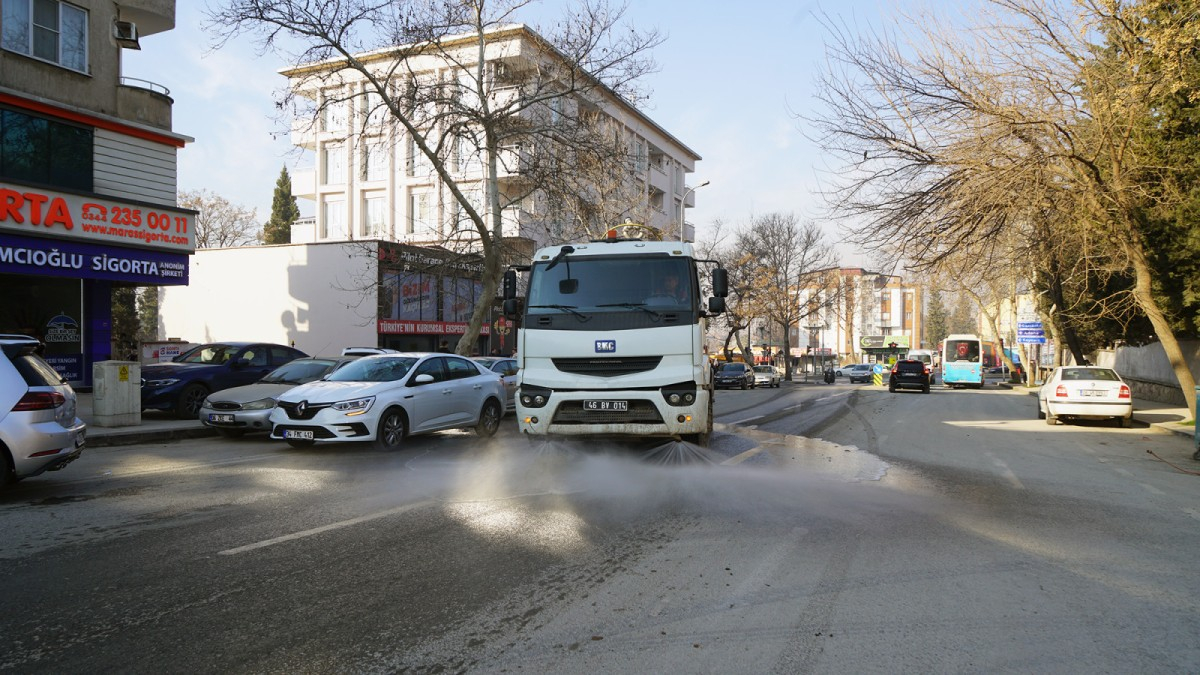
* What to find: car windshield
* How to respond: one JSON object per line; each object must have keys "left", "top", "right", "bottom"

{"left": 1061, "top": 367, "right": 1119, "bottom": 381}
{"left": 175, "top": 344, "right": 239, "bottom": 364}
{"left": 328, "top": 356, "right": 417, "bottom": 382}
{"left": 261, "top": 359, "right": 335, "bottom": 384}
{"left": 754, "top": 366, "right": 773, "bottom": 373}
{"left": 719, "top": 363, "right": 745, "bottom": 372}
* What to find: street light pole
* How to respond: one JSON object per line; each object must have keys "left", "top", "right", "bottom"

{"left": 679, "top": 180, "right": 710, "bottom": 242}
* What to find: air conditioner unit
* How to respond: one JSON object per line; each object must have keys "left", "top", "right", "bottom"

{"left": 114, "top": 21, "right": 140, "bottom": 49}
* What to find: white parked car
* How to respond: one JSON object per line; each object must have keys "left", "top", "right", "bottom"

{"left": 1038, "top": 366, "right": 1133, "bottom": 427}
{"left": 1, "top": 335, "right": 86, "bottom": 485}
{"left": 269, "top": 353, "right": 507, "bottom": 449}
{"left": 752, "top": 365, "right": 781, "bottom": 388}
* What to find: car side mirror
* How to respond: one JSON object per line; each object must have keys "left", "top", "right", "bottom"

{"left": 411, "top": 373, "right": 435, "bottom": 385}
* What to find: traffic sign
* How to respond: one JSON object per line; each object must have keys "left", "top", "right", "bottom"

{"left": 1017, "top": 329, "right": 1045, "bottom": 337}
{"left": 1017, "top": 336, "right": 1046, "bottom": 344}
{"left": 1017, "top": 321, "right": 1043, "bottom": 329}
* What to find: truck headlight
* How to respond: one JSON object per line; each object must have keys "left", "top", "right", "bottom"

{"left": 660, "top": 383, "right": 697, "bottom": 407}
{"left": 519, "top": 385, "right": 551, "bottom": 408}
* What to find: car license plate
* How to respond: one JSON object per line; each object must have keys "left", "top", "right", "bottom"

{"left": 583, "top": 400, "right": 627, "bottom": 411}
{"left": 284, "top": 429, "right": 314, "bottom": 440}
{"left": 208, "top": 413, "right": 235, "bottom": 423}
{"left": 1081, "top": 389, "right": 1105, "bottom": 397}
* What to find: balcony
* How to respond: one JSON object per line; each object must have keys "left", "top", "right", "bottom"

{"left": 116, "top": 78, "right": 172, "bottom": 130}
{"left": 291, "top": 169, "right": 316, "bottom": 200}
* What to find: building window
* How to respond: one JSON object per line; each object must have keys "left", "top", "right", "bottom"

{"left": 322, "top": 197, "right": 346, "bottom": 239}
{"left": 408, "top": 134, "right": 433, "bottom": 178}
{"left": 1, "top": 0, "right": 88, "bottom": 73}
{"left": 363, "top": 140, "right": 387, "bottom": 182}
{"left": 320, "top": 88, "right": 346, "bottom": 132}
{"left": 322, "top": 142, "right": 346, "bottom": 184}
{"left": 407, "top": 190, "right": 430, "bottom": 235}
{"left": 362, "top": 192, "right": 386, "bottom": 238}
{"left": 0, "top": 108, "right": 92, "bottom": 190}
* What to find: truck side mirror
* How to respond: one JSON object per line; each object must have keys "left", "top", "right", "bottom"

{"left": 708, "top": 297, "right": 726, "bottom": 314}
{"left": 711, "top": 267, "right": 728, "bottom": 298}
{"left": 502, "top": 269, "right": 517, "bottom": 300}
{"left": 503, "top": 298, "right": 522, "bottom": 318}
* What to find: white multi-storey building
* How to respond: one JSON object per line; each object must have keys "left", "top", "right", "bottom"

{"left": 798, "top": 269, "right": 925, "bottom": 366}
{"left": 281, "top": 24, "right": 702, "bottom": 251}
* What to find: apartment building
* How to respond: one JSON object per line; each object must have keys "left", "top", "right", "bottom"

{"left": 798, "top": 269, "right": 924, "bottom": 366}
{"left": 0, "top": 0, "right": 194, "bottom": 386}
{"left": 280, "top": 24, "right": 703, "bottom": 252}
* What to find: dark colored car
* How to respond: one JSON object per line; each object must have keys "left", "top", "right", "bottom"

{"left": 141, "top": 342, "right": 308, "bottom": 418}
{"left": 714, "top": 362, "right": 755, "bottom": 390}
{"left": 889, "top": 359, "right": 932, "bottom": 393}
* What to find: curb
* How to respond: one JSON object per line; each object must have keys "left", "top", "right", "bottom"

{"left": 86, "top": 426, "right": 218, "bottom": 448}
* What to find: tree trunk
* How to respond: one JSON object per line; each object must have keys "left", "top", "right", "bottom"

{"left": 1124, "top": 237, "right": 1197, "bottom": 421}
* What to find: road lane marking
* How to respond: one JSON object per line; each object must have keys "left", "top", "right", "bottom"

{"left": 722, "top": 446, "right": 765, "bottom": 465}
{"left": 729, "top": 416, "right": 763, "bottom": 425}
{"left": 218, "top": 500, "right": 432, "bottom": 556}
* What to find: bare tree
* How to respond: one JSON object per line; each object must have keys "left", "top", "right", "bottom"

{"left": 207, "top": 0, "right": 663, "bottom": 355}
{"left": 810, "top": 0, "right": 1198, "bottom": 419}
{"left": 736, "top": 213, "right": 838, "bottom": 380}
{"left": 178, "top": 189, "right": 260, "bottom": 249}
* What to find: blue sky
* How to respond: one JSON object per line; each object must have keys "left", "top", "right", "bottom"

{"left": 124, "top": 1, "right": 949, "bottom": 262}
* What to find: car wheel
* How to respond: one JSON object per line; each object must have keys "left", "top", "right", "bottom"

{"left": 741, "top": 380, "right": 748, "bottom": 390}
{"left": 217, "top": 428, "right": 245, "bottom": 438}
{"left": 175, "top": 384, "right": 208, "bottom": 419}
{"left": 922, "top": 384, "right": 930, "bottom": 394}
{"left": 475, "top": 399, "right": 502, "bottom": 437}
{"left": 1120, "top": 416, "right": 1133, "bottom": 428}
{"left": 286, "top": 439, "right": 315, "bottom": 448}
{"left": 1037, "top": 402, "right": 1046, "bottom": 419}
{"left": 1, "top": 447, "right": 18, "bottom": 487}
{"left": 374, "top": 408, "right": 407, "bottom": 450}
{"left": 888, "top": 383, "right": 896, "bottom": 393}
{"left": 1045, "top": 410, "right": 1058, "bottom": 425}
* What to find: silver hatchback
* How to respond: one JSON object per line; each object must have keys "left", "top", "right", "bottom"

{"left": 0, "top": 335, "right": 86, "bottom": 485}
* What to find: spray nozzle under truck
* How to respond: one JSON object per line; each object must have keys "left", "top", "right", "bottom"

{"left": 502, "top": 234, "right": 728, "bottom": 446}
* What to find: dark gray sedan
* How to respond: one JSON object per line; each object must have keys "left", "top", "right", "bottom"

{"left": 199, "top": 356, "right": 359, "bottom": 437}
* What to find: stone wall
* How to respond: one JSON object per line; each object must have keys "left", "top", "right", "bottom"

{"left": 1104, "top": 340, "right": 1199, "bottom": 405}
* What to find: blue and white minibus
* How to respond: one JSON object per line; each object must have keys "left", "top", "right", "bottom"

{"left": 941, "top": 334, "right": 985, "bottom": 388}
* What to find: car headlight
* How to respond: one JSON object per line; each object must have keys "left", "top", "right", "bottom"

{"left": 331, "top": 396, "right": 375, "bottom": 415}
{"left": 144, "top": 378, "right": 179, "bottom": 388}
{"left": 241, "top": 397, "right": 276, "bottom": 411}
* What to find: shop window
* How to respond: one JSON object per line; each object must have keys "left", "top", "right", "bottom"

{"left": 1, "top": 0, "right": 88, "bottom": 73}
{"left": 0, "top": 108, "right": 92, "bottom": 190}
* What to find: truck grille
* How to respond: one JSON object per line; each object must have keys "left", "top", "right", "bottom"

{"left": 552, "top": 356, "right": 662, "bottom": 377}
{"left": 552, "top": 400, "right": 664, "bottom": 425}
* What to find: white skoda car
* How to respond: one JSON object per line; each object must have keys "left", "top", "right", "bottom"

{"left": 1038, "top": 366, "right": 1133, "bottom": 427}
{"left": 269, "top": 353, "right": 506, "bottom": 449}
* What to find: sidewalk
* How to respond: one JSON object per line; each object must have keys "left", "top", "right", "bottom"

{"left": 75, "top": 392, "right": 215, "bottom": 448}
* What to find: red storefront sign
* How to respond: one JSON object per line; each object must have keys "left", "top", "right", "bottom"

{"left": 378, "top": 319, "right": 491, "bottom": 335}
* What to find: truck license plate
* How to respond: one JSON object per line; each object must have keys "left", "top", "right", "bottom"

{"left": 583, "top": 400, "right": 627, "bottom": 411}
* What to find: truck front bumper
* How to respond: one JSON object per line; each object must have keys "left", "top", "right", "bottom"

{"left": 516, "top": 388, "right": 710, "bottom": 439}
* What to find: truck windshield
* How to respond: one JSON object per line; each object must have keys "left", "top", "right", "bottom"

{"left": 527, "top": 255, "right": 695, "bottom": 314}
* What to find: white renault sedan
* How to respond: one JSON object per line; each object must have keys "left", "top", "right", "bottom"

{"left": 269, "top": 353, "right": 506, "bottom": 449}
{"left": 1038, "top": 366, "right": 1133, "bottom": 427}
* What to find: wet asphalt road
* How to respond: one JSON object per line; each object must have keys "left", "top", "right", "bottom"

{"left": 2, "top": 379, "right": 1199, "bottom": 673}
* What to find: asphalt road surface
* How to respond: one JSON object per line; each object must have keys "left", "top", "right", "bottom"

{"left": 2, "top": 380, "right": 1198, "bottom": 673}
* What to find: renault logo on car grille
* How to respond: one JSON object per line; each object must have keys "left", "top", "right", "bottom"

{"left": 296, "top": 400, "right": 307, "bottom": 416}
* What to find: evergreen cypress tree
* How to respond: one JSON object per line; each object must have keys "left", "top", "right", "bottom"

{"left": 263, "top": 165, "right": 300, "bottom": 244}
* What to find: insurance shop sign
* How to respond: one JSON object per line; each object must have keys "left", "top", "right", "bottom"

{"left": 0, "top": 182, "right": 196, "bottom": 254}
{"left": 0, "top": 233, "right": 188, "bottom": 284}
